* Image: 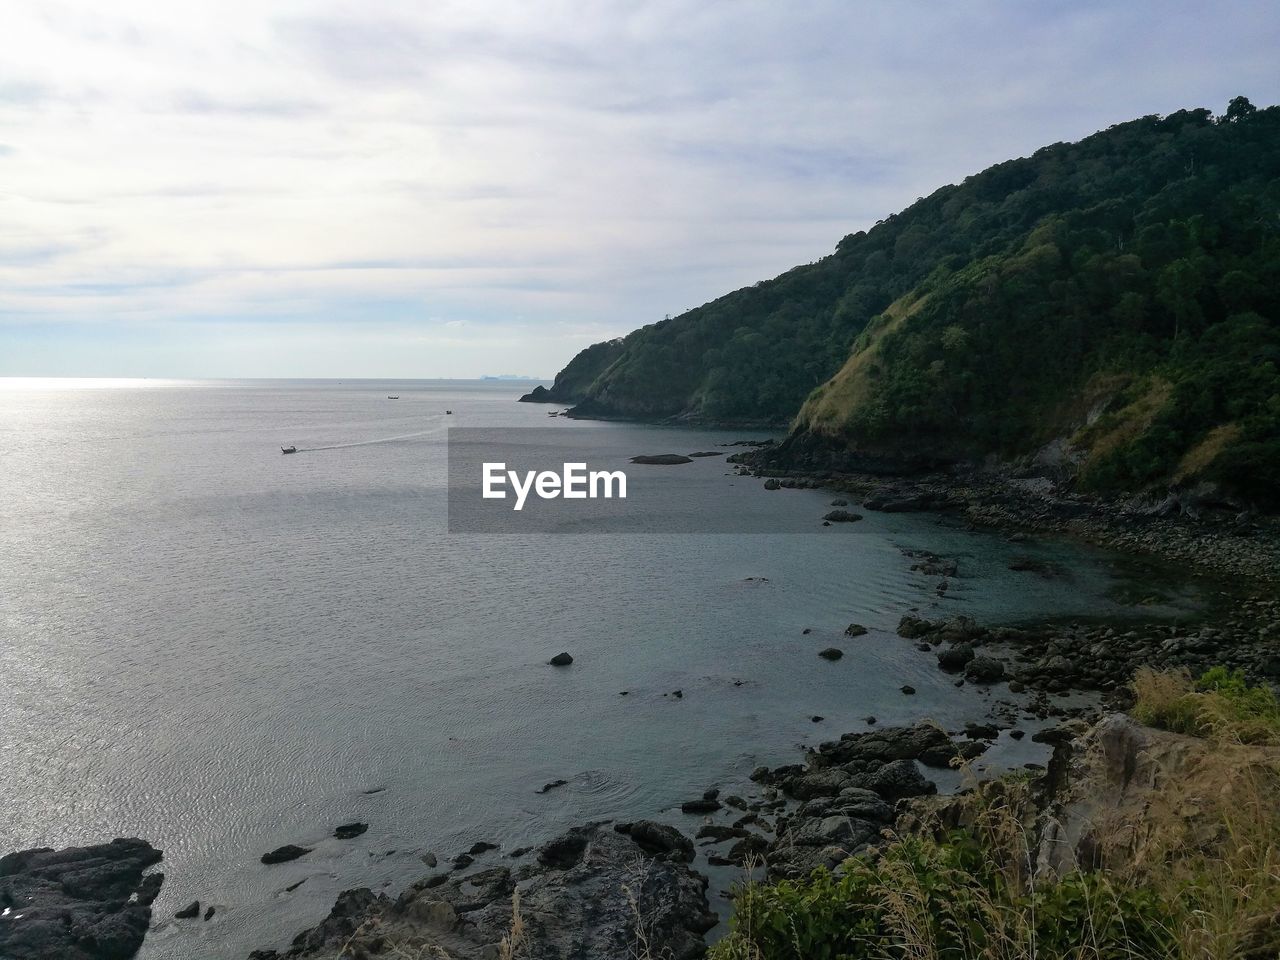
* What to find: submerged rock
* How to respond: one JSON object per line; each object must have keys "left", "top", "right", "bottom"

{"left": 175, "top": 900, "right": 200, "bottom": 920}
{"left": 333, "top": 822, "right": 368, "bottom": 840}
{"left": 818, "top": 647, "right": 844, "bottom": 661}
{"left": 0, "top": 837, "right": 163, "bottom": 960}
{"left": 822, "top": 509, "right": 863, "bottom": 523}
{"left": 261, "top": 845, "right": 311, "bottom": 865}
{"left": 630, "top": 454, "right": 694, "bottom": 465}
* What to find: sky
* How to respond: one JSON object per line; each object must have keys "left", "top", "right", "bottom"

{"left": 1, "top": 1, "right": 1277, "bottom": 379}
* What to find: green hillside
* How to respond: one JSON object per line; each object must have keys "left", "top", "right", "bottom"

{"left": 554, "top": 98, "right": 1280, "bottom": 503}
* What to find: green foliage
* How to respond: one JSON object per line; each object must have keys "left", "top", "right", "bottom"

{"left": 553, "top": 98, "right": 1280, "bottom": 502}
{"left": 1132, "top": 666, "right": 1280, "bottom": 744}
{"left": 711, "top": 830, "right": 1177, "bottom": 959}
{"left": 536, "top": 338, "right": 624, "bottom": 403}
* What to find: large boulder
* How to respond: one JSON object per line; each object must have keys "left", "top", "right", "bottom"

{"left": 965, "top": 656, "right": 1006, "bottom": 684}
{"left": 0, "top": 837, "right": 163, "bottom": 960}
{"left": 847, "top": 759, "right": 938, "bottom": 801}
{"left": 937, "top": 642, "right": 976, "bottom": 672}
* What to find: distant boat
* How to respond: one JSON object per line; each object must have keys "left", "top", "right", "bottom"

{"left": 387, "top": 395, "right": 400, "bottom": 399}
{"left": 281, "top": 445, "right": 297, "bottom": 455}
{"left": 445, "top": 410, "right": 453, "bottom": 415}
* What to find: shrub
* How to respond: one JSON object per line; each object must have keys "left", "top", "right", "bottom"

{"left": 1132, "top": 666, "right": 1280, "bottom": 744}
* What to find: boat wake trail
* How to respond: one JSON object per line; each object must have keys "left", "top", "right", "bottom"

{"left": 297, "top": 422, "right": 446, "bottom": 453}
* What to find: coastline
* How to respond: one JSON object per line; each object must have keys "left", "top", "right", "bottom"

{"left": 5, "top": 450, "right": 1277, "bottom": 959}
{"left": 243, "top": 462, "right": 1278, "bottom": 957}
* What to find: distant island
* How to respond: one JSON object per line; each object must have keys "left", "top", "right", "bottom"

{"left": 481, "top": 374, "right": 542, "bottom": 381}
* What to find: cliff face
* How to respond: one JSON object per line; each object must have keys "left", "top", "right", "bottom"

{"left": 551, "top": 101, "right": 1280, "bottom": 505}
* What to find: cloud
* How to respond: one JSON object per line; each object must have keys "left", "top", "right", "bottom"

{"left": 0, "top": 0, "right": 1277, "bottom": 376}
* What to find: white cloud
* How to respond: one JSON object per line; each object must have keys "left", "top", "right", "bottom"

{"left": 0, "top": 0, "right": 1277, "bottom": 375}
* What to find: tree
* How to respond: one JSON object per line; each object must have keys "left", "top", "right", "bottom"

{"left": 1224, "top": 96, "right": 1257, "bottom": 123}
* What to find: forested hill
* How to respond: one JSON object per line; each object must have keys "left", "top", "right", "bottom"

{"left": 548, "top": 98, "right": 1280, "bottom": 504}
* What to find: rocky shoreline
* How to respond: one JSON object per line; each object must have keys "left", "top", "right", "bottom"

{"left": 5, "top": 465, "right": 1276, "bottom": 960}
{"left": 733, "top": 440, "right": 1280, "bottom": 585}
{"left": 237, "top": 460, "right": 1277, "bottom": 960}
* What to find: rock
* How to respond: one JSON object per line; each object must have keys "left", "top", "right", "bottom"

{"left": 901, "top": 684, "right": 916, "bottom": 695}
{"left": 823, "top": 510, "right": 863, "bottom": 523}
{"left": 937, "top": 642, "right": 976, "bottom": 671}
{"left": 785, "top": 815, "right": 880, "bottom": 849}
{"left": 548, "top": 652, "right": 574, "bottom": 666}
{"left": 538, "top": 830, "right": 589, "bottom": 869}
{"left": 688, "top": 451, "right": 722, "bottom": 458}
{"left": 451, "top": 853, "right": 473, "bottom": 870}
{"left": 965, "top": 656, "right": 1006, "bottom": 684}
{"left": 1040, "top": 655, "right": 1076, "bottom": 676}
{"left": 811, "top": 715, "right": 824, "bottom": 723}
{"left": 671, "top": 689, "right": 684, "bottom": 699}
{"left": 536, "top": 778, "right": 568, "bottom": 794}
{"left": 702, "top": 788, "right": 720, "bottom": 801}
{"left": 897, "top": 614, "right": 933, "bottom": 639}
{"left": 518, "top": 385, "right": 553, "bottom": 403}
{"left": 203, "top": 905, "right": 215, "bottom": 921}
{"left": 819, "top": 722, "right": 959, "bottom": 769}
{"left": 333, "top": 822, "right": 368, "bottom": 840}
{"left": 175, "top": 900, "right": 200, "bottom": 920}
{"left": 964, "top": 722, "right": 999, "bottom": 740}
{"left": 831, "top": 498, "right": 849, "bottom": 506}
{"left": 268, "top": 823, "right": 715, "bottom": 960}
{"left": 847, "top": 758, "right": 937, "bottom": 801}
{"left": 864, "top": 493, "right": 938, "bottom": 513}
{"left": 261, "top": 844, "right": 311, "bottom": 865}
{"left": 785, "top": 768, "right": 853, "bottom": 800}
{"left": 0, "top": 838, "right": 163, "bottom": 960}
{"left": 615, "top": 821, "right": 695, "bottom": 863}
{"left": 818, "top": 647, "right": 844, "bottom": 661}
{"left": 763, "top": 478, "right": 781, "bottom": 490}
{"left": 844, "top": 623, "right": 868, "bottom": 637}
{"left": 726, "top": 833, "right": 771, "bottom": 864}
{"left": 696, "top": 824, "right": 748, "bottom": 843}
{"left": 468, "top": 841, "right": 498, "bottom": 856}
{"left": 680, "top": 798, "right": 722, "bottom": 814}
{"left": 630, "top": 454, "right": 694, "bottom": 465}
{"left": 1010, "top": 729, "right": 1026, "bottom": 740}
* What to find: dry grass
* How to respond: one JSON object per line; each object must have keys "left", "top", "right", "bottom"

{"left": 714, "top": 686, "right": 1280, "bottom": 960}
{"left": 796, "top": 291, "right": 931, "bottom": 435}
{"left": 1173, "top": 422, "right": 1242, "bottom": 482}
{"left": 497, "top": 889, "right": 525, "bottom": 960}
{"left": 1073, "top": 376, "right": 1173, "bottom": 471}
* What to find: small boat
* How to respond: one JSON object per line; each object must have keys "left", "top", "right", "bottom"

{"left": 387, "top": 395, "right": 400, "bottom": 399}
{"left": 281, "top": 445, "right": 297, "bottom": 455}
{"left": 445, "top": 410, "right": 453, "bottom": 415}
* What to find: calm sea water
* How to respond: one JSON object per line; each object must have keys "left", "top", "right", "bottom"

{"left": 0, "top": 379, "right": 1201, "bottom": 959}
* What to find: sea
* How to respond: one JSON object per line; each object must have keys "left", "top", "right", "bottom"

{"left": 0, "top": 378, "right": 1207, "bottom": 959}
